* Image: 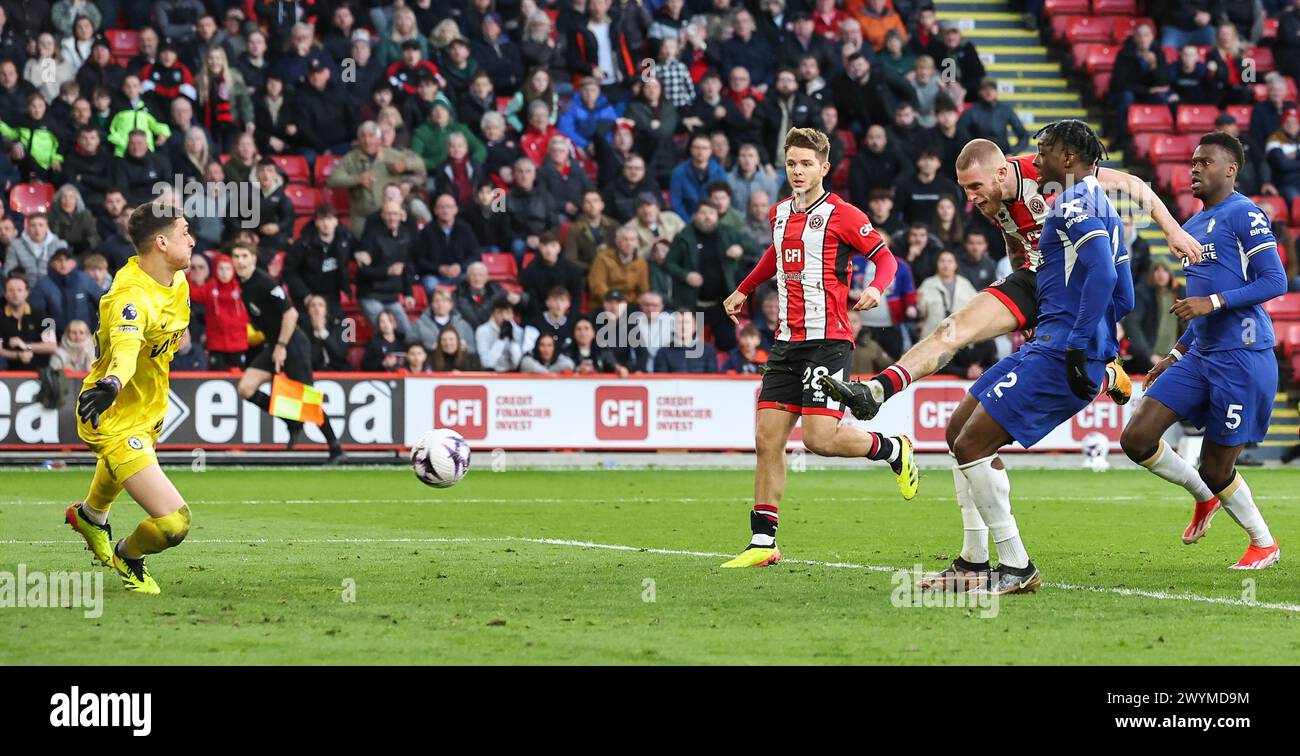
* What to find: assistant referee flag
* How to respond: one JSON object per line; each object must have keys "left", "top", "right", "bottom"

{"left": 269, "top": 374, "right": 325, "bottom": 425}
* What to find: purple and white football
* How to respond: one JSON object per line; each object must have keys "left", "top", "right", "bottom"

{"left": 411, "top": 429, "right": 471, "bottom": 488}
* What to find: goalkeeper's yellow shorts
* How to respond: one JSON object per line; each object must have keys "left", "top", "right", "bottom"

{"left": 85, "top": 428, "right": 160, "bottom": 484}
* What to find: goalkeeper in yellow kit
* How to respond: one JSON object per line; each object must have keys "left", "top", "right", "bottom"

{"left": 65, "top": 200, "right": 196, "bottom": 595}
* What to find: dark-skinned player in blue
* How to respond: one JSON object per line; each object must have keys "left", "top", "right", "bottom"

{"left": 1120, "top": 131, "right": 1286, "bottom": 570}
{"left": 943, "top": 120, "right": 1135, "bottom": 595}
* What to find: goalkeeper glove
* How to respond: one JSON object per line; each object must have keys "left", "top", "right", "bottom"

{"left": 77, "top": 376, "right": 121, "bottom": 429}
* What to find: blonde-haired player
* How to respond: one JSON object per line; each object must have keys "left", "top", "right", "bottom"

{"left": 65, "top": 199, "right": 196, "bottom": 594}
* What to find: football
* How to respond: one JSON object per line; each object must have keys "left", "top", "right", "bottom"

{"left": 411, "top": 428, "right": 471, "bottom": 488}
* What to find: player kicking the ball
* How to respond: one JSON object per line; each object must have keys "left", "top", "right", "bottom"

{"left": 923, "top": 121, "right": 1134, "bottom": 594}
{"left": 1120, "top": 132, "right": 1284, "bottom": 570}
{"left": 66, "top": 200, "right": 196, "bottom": 594}
{"left": 718, "top": 127, "right": 919, "bottom": 569}
{"left": 818, "top": 137, "right": 1202, "bottom": 420}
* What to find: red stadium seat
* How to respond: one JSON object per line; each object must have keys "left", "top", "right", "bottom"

{"left": 1175, "top": 105, "right": 1219, "bottom": 134}
{"left": 1127, "top": 104, "right": 1173, "bottom": 135}
{"left": 293, "top": 215, "right": 313, "bottom": 238}
{"left": 1252, "top": 195, "right": 1289, "bottom": 224}
{"left": 556, "top": 220, "right": 570, "bottom": 246}
{"left": 836, "top": 129, "right": 856, "bottom": 158}
{"left": 1292, "top": 197, "right": 1300, "bottom": 224}
{"left": 1263, "top": 293, "right": 1300, "bottom": 320}
{"left": 1245, "top": 47, "right": 1275, "bottom": 74}
{"left": 1110, "top": 17, "right": 1153, "bottom": 43}
{"left": 346, "top": 346, "right": 365, "bottom": 370}
{"left": 284, "top": 185, "right": 321, "bottom": 216}
{"left": 1176, "top": 193, "right": 1202, "bottom": 220}
{"left": 1165, "top": 46, "right": 1210, "bottom": 65}
{"left": 1091, "top": 72, "right": 1112, "bottom": 100}
{"left": 1070, "top": 43, "right": 1099, "bottom": 70}
{"left": 271, "top": 155, "right": 310, "bottom": 185}
{"left": 1129, "top": 132, "right": 1156, "bottom": 163}
{"left": 1093, "top": 0, "right": 1137, "bottom": 14}
{"left": 1277, "top": 323, "right": 1300, "bottom": 357}
{"left": 1050, "top": 15, "right": 1083, "bottom": 44}
{"left": 1161, "top": 46, "right": 1179, "bottom": 65}
{"left": 329, "top": 187, "right": 350, "bottom": 215}
{"left": 1044, "top": 0, "right": 1090, "bottom": 14}
{"left": 1168, "top": 166, "right": 1193, "bottom": 196}
{"left": 9, "top": 182, "right": 53, "bottom": 214}
{"left": 1084, "top": 45, "right": 1123, "bottom": 74}
{"left": 830, "top": 160, "right": 850, "bottom": 191}
{"left": 1064, "top": 17, "right": 1112, "bottom": 45}
{"left": 1226, "top": 104, "right": 1253, "bottom": 130}
{"left": 480, "top": 251, "right": 518, "bottom": 282}
{"left": 1154, "top": 163, "right": 1187, "bottom": 194}
{"left": 1149, "top": 134, "right": 1198, "bottom": 164}
{"left": 409, "top": 285, "right": 428, "bottom": 313}
{"left": 520, "top": 252, "right": 536, "bottom": 269}
{"left": 495, "top": 96, "right": 511, "bottom": 114}
{"left": 1264, "top": 18, "right": 1279, "bottom": 39}
{"left": 312, "top": 152, "right": 342, "bottom": 186}
{"left": 105, "top": 29, "right": 139, "bottom": 60}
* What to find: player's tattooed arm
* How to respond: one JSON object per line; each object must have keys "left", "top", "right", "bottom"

{"left": 1002, "top": 230, "right": 1028, "bottom": 269}
{"left": 1095, "top": 167, "right": 1202, "bottom": 265}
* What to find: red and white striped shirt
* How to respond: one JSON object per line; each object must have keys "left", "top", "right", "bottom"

{"left": 738, "top": 191, "right": 896, "bottom": 343}
{"left": 991, "top": 154, "right": 1055, "bottom": 271}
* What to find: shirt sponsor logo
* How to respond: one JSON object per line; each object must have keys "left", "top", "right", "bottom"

{"left": 859, "top": 224, "right": 872, "bottom": 236}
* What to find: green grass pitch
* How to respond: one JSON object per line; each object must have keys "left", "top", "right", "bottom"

{"left": 2, "top": 466, "right": 1298, "bottom": 665}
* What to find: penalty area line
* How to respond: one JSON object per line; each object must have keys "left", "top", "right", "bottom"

{"left": 7, "top": 535, "right": 1298, "bottom": 613}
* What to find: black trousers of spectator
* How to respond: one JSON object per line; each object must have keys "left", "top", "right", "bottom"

{"left": 868, "top": 326, "right": 904, "bottom": 364}
{"left": 209, "top": 351, "right": 247, "bottom": 371}
{"left": 703, "top": 302, "right": 738, "bottom": 353}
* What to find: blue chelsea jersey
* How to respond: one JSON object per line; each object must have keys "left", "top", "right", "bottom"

{"left": 1034, "top": 174, "right": 1132, "bottom": 360}
{"left": 1181, "top": 192, "right": 1284, "bottom": 353}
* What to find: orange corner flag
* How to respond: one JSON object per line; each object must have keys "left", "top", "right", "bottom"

{"left": 269, "top": 374, "right": 325, "bottom": 425}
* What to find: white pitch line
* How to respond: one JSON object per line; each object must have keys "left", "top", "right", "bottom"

{"left": 8, "top": 494, "right": 1283, "bottom": 506}
{"left": 4, "top": 535, "right": 1297, "bottom": 613}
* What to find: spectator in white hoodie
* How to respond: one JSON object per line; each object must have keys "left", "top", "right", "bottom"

{"left": 475, "top": 297, "right": 538, "bottom": 372}
{"left": 3, "top": 213, "right": 66, "bottom": 286}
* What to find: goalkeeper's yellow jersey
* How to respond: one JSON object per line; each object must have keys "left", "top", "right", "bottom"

{"left": 78, "top": 257, "right": 190, "bottom": 442}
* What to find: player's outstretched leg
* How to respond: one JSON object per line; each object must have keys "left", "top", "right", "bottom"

{"left": 108, "top": 465, "right": 193, "bottom": 594}
{"left": 952, "top": 407, "right": 1039, "bottom": 595}
{"left": 722, "top": 408, "right": 798, "bottom": 568}
{"left": 66, "top": 458, "right": 121, "bottom": 567}
{"left": 819, "top": 292, "right": 1021, "bottom": 420}
{"left": 1120, "top": 398, "right": 1220, "bottom": 544}
{"left": 1199, "top": 445, "right": 1279, "bottom": 570}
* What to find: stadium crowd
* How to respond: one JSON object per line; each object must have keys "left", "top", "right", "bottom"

{"left": 0, "top": 0, "right": 1297, "bottom": 383}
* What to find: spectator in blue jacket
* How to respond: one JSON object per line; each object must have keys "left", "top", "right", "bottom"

{"left": 670, "top": 133, "right": 728, "bottom": 218}
{"left": 557, "top": 78, "right": 619, "bottom": 153}
{"left": 654, "top": 310, "right": 719, "bottom": 374}
{"left": 30, "top": 248, "right": 102, "bottom": 334}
